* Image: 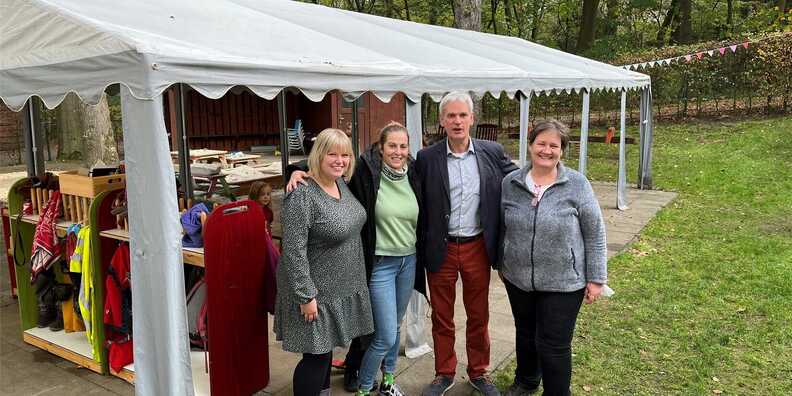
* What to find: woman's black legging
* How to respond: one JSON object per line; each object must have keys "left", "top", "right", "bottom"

{"left": 293, "top": 351, "right": 332, "bottom": 396}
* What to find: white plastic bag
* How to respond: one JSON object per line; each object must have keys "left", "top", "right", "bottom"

{"left": 403, "top": 291, "right": 432, "bottom": 359}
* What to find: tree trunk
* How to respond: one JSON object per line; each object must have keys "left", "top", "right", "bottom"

{"left": 576, "top": 0, "right": 600, "bottom": 53}
{"left": 57, "top": 93, "right": 118, "bottom": 166}
{"left": 656, "top": 0, "right": 678, "bottom": 44}
{"left": 671, "top": 0, "right": 692, "bottom": 44}
{"left": 452, "top": 0, "right": 483, "bottom": 120}
{"left": 726, "top": 0, "right": 733, "bottom": 31}
{"left": 603, "top": 0, "right": 619, "bottom": 36}
{"left": 452, "top": 0, "right": 482, "bottom": 31}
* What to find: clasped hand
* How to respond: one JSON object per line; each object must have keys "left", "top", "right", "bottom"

{"left": 300, "top": 299, "right": 318, "bottom": 322}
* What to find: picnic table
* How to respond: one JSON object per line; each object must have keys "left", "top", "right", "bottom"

{"left": 225, "top": 153, "right": 261, "bottom": 167}
{"left": 170, "top": 149, "right": 228, "bottom": 165}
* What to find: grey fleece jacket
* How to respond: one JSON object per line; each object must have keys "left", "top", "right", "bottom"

{"left": 497, "top": 163, "right": 607, "bottom": 292}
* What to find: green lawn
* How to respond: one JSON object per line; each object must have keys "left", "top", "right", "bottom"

{"left": 495, "top": 117, "right": 792, "bottom": 395}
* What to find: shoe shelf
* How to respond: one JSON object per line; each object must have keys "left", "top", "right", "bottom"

{"left": 99, "top": 228, "right": 205, "bottom": 267}
{"left": 23, "top": 327, "right": 102, "bottom": 374}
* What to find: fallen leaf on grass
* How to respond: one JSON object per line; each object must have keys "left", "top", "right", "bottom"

{"left": 713, "top": 390, "right": 723, "bottom": 394}
{"left": 582, "top": 385, "right": 592, "bottom": 392}
{"left": 712, "top": 377, "right": 720, "bottom": 382}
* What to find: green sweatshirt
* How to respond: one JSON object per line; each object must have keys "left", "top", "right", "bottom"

{"left": 374, "top": 172, "right": 418, "bottom": 257}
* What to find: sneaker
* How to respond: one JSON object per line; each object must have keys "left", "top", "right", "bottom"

{"left": 469, "top": 375, "right": 501, "bottom": 396}
{"left": 378, "top": 373, "right": 404, "bottom": 396}
{"left": 503, "top": 381, "right": 538, "bottom": 396}
{"left": 421, "top": 375, "right": 454, "bottom": 396}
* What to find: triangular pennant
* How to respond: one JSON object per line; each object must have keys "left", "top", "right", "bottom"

{"left": 651, "top": 61, "right": 659, "bottom": 67}
{"left": 729, "top": 45, "right": 737, "bottom": 52}
{"left": 707, "top": 50, "right": 715, "bottom": 56}
{"left": 695, "top": 52, "right": 704, "bottom": 60}
{"left": 718, "top": 47, "right": 726, "bottom": 55}
{"left": 742, "top": 42, "right": 749, "bottom": 49}
{"left": 685, "top": 54, "right": 692, "bottom": 62}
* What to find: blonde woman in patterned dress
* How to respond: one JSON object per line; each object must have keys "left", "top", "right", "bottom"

{"left": 274, "top": 128, "right": 374, "bottom": 396}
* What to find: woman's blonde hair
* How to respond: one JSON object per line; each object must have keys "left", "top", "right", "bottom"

{"left": 308, "top": 128, "right": 356, "bottom": 182}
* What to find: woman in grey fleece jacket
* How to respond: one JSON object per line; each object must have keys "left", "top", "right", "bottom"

{"left": 497, "top": 120, "right": 607, "bottom": 396}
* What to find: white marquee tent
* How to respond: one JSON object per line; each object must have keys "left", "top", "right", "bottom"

{"left": 1, "top": 0, "right": 653, "bottom": 394}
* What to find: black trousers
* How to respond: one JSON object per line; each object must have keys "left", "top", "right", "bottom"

{"left": 343, "top": 334, "right": 372, "bottom": 371}
{"left": 293, "top": 351, "right": 332, "bottom": 396}
{"left": 504, "top": 279, "right": 584, "bottom": 396}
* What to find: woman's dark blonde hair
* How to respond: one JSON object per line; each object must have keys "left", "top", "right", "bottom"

{"left": 378, "top": 121, "right": 410, "bottom": 150}
{"left": 308, "top": 128, "right": 355, "bottom": 182}
{"left": 248, "top": 181, "right": 272, "bottom": 202}
{"left": 530, "top": 119, "right": 570, "bottom": 153}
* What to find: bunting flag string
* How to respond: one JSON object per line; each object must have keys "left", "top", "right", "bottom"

{"left": 621, "top": 39, "right": 752, "bottom": 71}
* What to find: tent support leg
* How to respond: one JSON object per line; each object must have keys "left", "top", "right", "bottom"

{"left": 617, "top": 90, "right": 628, "bottom": 210}
{"left": 405, "top": 97, "right": 423, "bottom": 158}
{"left": 518, "top": 92, "right": 532, "bottom": 168}
{"left": 579, "top": 90, "right": 590, "bottom": 175}
{"left": 22, "top": 98, "right": 44, "bottom": 177}
{"left": 174, "top": 84, "right": 193, "bottom": 201}
{"left": 120, "top": 85, "right": 194, "bottom": 396}
{"left": 278, "top": 92, "right": 289, "bottom": 186}
{"left": 351, "top": 99, "right": 359, "bottom": 158}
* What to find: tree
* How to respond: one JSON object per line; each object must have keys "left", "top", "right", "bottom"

{"left": 671, "top": 0, "right": 693, "bottom": 43}
{"left": 451, "top": 0, "right": 484, "bottom": 119}
{"left": 452, "top": 0, "right": 482, "bottom": 30}
{"left": 577, "top": 0, "right": 601, "bottom": 52}
{"left": 57, "top": 93, "right": 118, "bottom": 166}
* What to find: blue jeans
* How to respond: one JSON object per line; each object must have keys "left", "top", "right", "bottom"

{"left": 358, "top": 254, "right": 416, "bottom": 390}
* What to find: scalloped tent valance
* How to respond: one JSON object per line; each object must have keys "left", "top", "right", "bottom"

{"left": 1, "top": 0, "right": 650, "bottom": 111}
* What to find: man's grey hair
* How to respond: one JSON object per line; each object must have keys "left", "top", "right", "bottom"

{"left": 439, "top": 91, "right": 474, "bottom": 116}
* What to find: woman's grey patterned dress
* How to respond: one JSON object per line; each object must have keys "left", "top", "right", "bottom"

{"left": 274, "top": 178, "right": 374, "bottom": 354}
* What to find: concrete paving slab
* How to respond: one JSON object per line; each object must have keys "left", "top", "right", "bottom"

{"left": 0, "top": 182, "right": 676, "bottom": 395}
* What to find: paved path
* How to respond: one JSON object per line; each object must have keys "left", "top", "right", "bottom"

{"left": 0, "top": 182, "right": 676, "bottom": 395}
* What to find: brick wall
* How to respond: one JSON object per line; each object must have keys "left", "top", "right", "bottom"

{"left": 0, "top": 103, "right": 23, "bottom": 166}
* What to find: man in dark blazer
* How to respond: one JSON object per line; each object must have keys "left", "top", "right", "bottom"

{"left": 416, "top": 92, "right": 518, "bottom": 396}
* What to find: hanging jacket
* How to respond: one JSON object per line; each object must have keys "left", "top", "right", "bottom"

{"left": 346, "top": 143, "right": 425, "bottom": 296}
{"left": 70, "top": 226, "right": 94, "bottom": 346}
{"left": 104, "top": 243, "right": 132, "bottom": 334}
{"left": 181, "top": 203, "right": 210, "bottom": 248}
{"left": 30, "top": 191, "right": 62, "bottom": 282}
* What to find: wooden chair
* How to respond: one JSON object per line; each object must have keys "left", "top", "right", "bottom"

{"left": 475, "top": 123, "right": 498, "bottom": 141}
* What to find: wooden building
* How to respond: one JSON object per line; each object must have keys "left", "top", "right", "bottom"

{"left": 163, "top": 87, "right": 406, "bottom": 152}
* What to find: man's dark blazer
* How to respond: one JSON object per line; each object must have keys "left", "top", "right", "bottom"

{"left": 415, "top": 137, "right": 519, "bottom": 273}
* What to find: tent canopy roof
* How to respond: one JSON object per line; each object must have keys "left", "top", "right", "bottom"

{"left": 1, "top": 0, "right": 650, "bottom": 111}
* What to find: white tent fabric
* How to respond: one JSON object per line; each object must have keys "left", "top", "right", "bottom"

{"left": 120, "top": 86, "right": 195, "bottom": 395}
{"left": 1, "top": 1, "right": 653, "bottom": 394}
{"left": 1, "top": 0, "right": 650, "bottom": 111}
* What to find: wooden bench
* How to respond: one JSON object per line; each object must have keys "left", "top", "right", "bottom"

{"left": 569, "top": 135, "right": 636, "bottom": 144}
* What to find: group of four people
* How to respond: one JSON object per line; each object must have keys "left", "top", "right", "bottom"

{"left": 272, "top": 92, "right": 607, "bottom": 396}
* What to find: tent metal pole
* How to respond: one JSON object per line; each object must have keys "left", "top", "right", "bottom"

{"left": 351, "top": 98, "right": 359, "bottom": 158}
{"left": 639, "top": 86, "right": 654, "bottom": 189}
{"left": 22, "top": 98, "right": 45, "bottom": 177}
{"left": 405, "top": 97, "right": 423, "bottom": 158}
{"left": 174, "top": 84, "right": 193, "bottom": 201}
{"left": 278, "top": 91, "right": 289, "bottom": 186}
{"left": 617, "top": 90, "right": 628, "bottom": 210}
{"left": 579, "top": 90, "right": 591, "bottom": 175}
{"left": 518, "top": 91, "right": 531, "bottom": 168}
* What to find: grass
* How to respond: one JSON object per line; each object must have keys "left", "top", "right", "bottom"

{"left": 494, "top": 116, "right": 792, "bottom": 395}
